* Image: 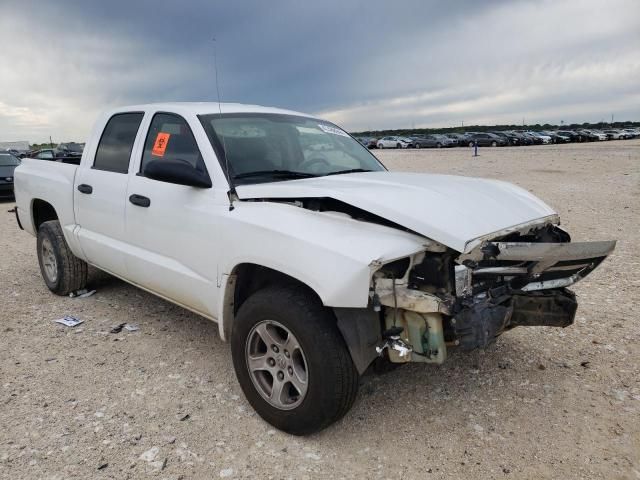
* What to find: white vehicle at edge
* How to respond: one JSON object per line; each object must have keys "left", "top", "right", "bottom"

{"left": 583, "top": 129, "right": 608, "bottom": 141}
{"left": 13, "top": 102, "right": 615, "bottom": 435}
{"left": 603, "top": 129, "right": 627, "bottom": 140}
{"left": 377, "top": 136, "right": 411, "bottom": 149}
{"left": 526, "top": 131, "right": 552, "bottom": 144}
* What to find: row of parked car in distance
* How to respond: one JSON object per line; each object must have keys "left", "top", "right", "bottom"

{"left": 9, "top": 142, "right": 85, "bottom": 160}
{"left": 357, "top": 127, "right": 640, "bottom": 149}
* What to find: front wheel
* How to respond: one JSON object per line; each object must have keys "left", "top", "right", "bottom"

{"left": 396, "top": 143, "right": 402, "bottom": 149}
{"left": 231, "top": 286, "right": 359, "bottom": 435}
{"left": 37, "top": 220, "right": 88, "bottom": 295}
{"left": 491, "top": 141, "right": 498, "bottom": 147}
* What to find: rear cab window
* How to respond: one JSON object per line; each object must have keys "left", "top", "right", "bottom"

{"left": 93, "top": 113, "right": 144, "bottom": 173}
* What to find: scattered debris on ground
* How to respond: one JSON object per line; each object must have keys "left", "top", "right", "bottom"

{"left": 69, "top": 289, "right": 96, "bottom": 298}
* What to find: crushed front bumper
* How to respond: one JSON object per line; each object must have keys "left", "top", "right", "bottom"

{"left": 456, "top": 240, "right": 616, "bottom": 293}
{"left": 450, "top": 239, "right": 615, "bottom": 349}
{"left": 374, "top": 239, "right": 615, "bottom": 363}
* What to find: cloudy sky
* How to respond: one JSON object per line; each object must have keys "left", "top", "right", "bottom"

{"left": 1, "top": 0, "right": 638, "bottom": 142}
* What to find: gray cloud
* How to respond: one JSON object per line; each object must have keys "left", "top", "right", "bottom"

{"left": 0, "top": 0, "right": 638, "bottom": 142}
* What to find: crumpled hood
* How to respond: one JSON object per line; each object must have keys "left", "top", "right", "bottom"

{"left": 235, "top": 172, "right": 557, "bottom": 253}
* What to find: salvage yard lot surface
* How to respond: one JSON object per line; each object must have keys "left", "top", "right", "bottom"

{"left": 1, "top": 140, "right": 638, "bottom": 479}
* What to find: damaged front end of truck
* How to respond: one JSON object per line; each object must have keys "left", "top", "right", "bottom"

{"left": 234, "top": 172, "right": 616, "bottom": 372}
{"left": 371, "top": 221, "right": 616, "bottom": 365}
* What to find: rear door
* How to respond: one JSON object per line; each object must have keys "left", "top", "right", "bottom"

{"left": 74, "top": 112, "right": 144, "bottom": 277}
{"left": 123, "top": 112, "right": 221, "bottom": 316}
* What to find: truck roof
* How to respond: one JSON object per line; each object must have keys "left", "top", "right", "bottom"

{"left": 106, "top": 102, "right": 314, "bottom": 118}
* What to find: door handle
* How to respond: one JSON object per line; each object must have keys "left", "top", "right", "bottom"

{"left": 129, "top": 194, "right": 151, "bottom": 208}
{"left": 77, "top": 184, "right": 93, "bottom": 194}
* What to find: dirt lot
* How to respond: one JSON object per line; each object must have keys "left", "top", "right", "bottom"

{"left": 1, "top": 140, "right": 638, "bottom": 479}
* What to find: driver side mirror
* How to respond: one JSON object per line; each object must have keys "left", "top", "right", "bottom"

{"left": 144, "top": 159, "right": 212, "bottom": 188}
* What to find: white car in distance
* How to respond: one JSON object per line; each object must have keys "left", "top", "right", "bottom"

{"left": 377, "top": 136, "right": 411, "bottom": 149}
{"left": 526, "top": 131, "right": 552, "bottom": 144}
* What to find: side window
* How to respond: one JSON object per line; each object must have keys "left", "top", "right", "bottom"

{"left": 140, "top": 113, "right": 205, "bottom": 174}
{"left": 37, "top": 151, "right": 53, "bottom": 159}
{"left": 93, "top": 113, "right": 143, "bottom": 173}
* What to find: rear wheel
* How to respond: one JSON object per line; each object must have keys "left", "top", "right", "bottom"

{"left": 231, "top": 286, "right": 359, "bottom": 435}
{"left": 396, "top": 143, "right": 402, "bottom": 149}
{"left": 415, "top": 143, "right": 421, "bottom": 149}
{"left": 37, "top": 220, "right": 88, "bottom": 295}
{"left": 436, "top": 143, "right": 442, "bottom": 148}
{"left": 491, "top": 141, "right": 498, "bottom": 147}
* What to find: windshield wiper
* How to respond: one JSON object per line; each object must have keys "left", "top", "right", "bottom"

{"left": 233, "top": 170, "right": 318, "bottom": 180}
{"left": 322, "top": 168, "right": 373, "bottom": 177}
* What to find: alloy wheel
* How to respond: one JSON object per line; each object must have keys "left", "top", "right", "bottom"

{"left": 245, "top": 320, "right": 308, "bottom": 410}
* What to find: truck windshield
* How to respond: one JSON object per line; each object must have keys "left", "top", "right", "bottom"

{"left": 199, "top": 113, "right": 385, "bottom": 184}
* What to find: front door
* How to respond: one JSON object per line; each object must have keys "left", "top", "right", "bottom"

{"left": 123, "top": 112, "right": 222, "bottom": 317}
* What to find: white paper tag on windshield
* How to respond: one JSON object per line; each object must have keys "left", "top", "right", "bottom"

{"left": 318, "top": 124, "right": 349, "bottom": 137}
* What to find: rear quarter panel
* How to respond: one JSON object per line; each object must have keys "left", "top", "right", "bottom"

{"left": 14, "top": 159, "right": 83, "bottom": 256}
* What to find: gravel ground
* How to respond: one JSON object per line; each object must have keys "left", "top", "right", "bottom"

{"left": 1, "top": 140, "right": 638, "bottom": 479}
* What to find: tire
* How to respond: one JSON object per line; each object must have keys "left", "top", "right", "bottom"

{"left": 378, "top": 144, "right": 383, "bottom": 149}
{"left": 414, "top": 143, "right": 421, "bottom": 149}
{"left": 436, "top": 143, "right": 442, "bottom": 148}
{"left": 231, "top": 286, "right": 359, "bottom": 435}
{"left": 37, "top": 220, "right": 88, "bottom": 295}
{"left": 491, "top": 141, "right": 498, "bottom": 147}
{"left": 468, "top": 141, "right": 474, "bottom": 148}
{"left": 396, "top": 143, "right": 401, "bottom": 149}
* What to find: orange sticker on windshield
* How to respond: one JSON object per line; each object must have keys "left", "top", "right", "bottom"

{"left": 151, "top": 132, "right": 171, "bottom": 157}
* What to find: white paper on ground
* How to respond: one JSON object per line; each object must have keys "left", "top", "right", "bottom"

{"left": 54, "top": 316, "right": 84, "bottom": 327}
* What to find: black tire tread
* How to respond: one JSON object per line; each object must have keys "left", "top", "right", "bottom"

{"left": 37, "top": 220, "right": 88, "bottom": 295}
{"left": 232, "top": 285, "right": 359, "bottom": 435}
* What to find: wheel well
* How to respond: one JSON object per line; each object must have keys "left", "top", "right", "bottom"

{"left": 32, "top": 199, "right": 58, "bottom": 231}
{"left": 223, "top": 263, "right": 378, "bottom": 374}
{"left": 222, "top": 263, "right": 324, "bottom": 340}
{"left": 233, "top": 264, "right": 321, "bottom": 315}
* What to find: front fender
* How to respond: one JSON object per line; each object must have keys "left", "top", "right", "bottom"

{"left": 219, "top": 201, "right": 435, "bottom": 308}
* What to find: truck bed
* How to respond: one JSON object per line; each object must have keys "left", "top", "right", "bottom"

{"left": 14, "top": 159, "right": 78, "bottom": 239}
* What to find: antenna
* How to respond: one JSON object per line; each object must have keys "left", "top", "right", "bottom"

{"left": 213, "top": 37, "right": 236, "bottom": 211}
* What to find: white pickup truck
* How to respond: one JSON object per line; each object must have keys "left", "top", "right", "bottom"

{"left": 14, "top": 103, "right": 615, "bottom": 434}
